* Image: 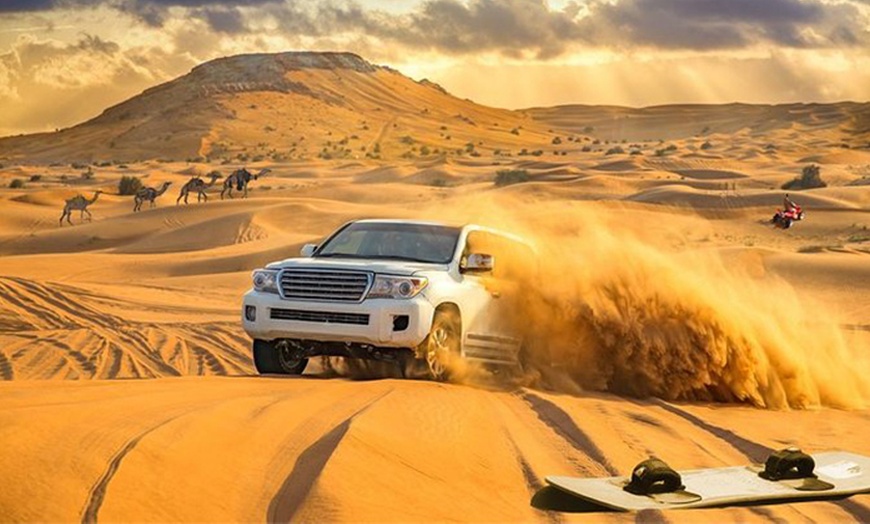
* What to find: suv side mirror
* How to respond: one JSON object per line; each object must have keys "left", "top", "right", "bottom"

{"left": 462, "top": 253, "right": 494, "bottom": 272}
{"left": 300, "top": 244, "right": 317, "bottom": 257}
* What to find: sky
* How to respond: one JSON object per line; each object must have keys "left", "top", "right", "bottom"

{"left": 0, "top": 0, "right": 868, "bottom": 137}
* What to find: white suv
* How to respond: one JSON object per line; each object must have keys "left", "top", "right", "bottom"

{"left": 241, "top": 219, "right": 533, "bottom": 379}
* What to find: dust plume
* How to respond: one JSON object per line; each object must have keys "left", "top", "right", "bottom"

{"left": 432, "top": 196, "right": 870, "bottom": 409}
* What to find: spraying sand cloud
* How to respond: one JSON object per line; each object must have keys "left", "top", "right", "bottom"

{"left": 432, "top": 195, "right": 870, "bottom": 409}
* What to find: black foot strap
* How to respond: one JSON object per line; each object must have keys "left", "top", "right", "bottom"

{"left": 624, "top": 457, "right": 684, "bottom": 495}
{"left": 759, "top": 447, "right": 816, "bottom": 481}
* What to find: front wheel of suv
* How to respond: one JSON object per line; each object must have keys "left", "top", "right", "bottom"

{"left": 422, "top": 308, "right": 461, "bottom": 381}
{"left": 253, "top": 339, "right": 309, "bottom": 375}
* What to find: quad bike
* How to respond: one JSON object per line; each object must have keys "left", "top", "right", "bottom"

{"left": 772, "top": 204, "right": 805, "bottom": 229}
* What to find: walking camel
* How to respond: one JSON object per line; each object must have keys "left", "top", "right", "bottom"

{"left": 133, "top": 181, "right": 172, "bottom": 212}
{"left": 59, "top": 190, "right": 102, "bottom": 226}
{"left": 176, "top": 172, "right": 221, "bottom": 205}
{"left": 221, "top": 168, "right": 270, "bottom": 199}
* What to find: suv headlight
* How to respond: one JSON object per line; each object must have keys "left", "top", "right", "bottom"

{"left": 367, "top": 275, "right": 428, "bottom": 299}
{"left": 252, "top": 269, "right": 279, "bottom": 294}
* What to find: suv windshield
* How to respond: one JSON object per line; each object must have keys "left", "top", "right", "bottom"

{"left": 316, "top": 222, "right": 461, "bottom": 264}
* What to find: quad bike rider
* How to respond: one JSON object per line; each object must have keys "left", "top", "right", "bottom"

{"left": 772, "top": 193, "right": 805, "bottom": 229}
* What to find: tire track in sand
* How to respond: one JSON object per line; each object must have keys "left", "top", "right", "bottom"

{"left": 79, "top": 388, "right": 317, "bottom": 523}
{"left": 267, "top": 388, "right": 394, "bottom": 523}
{"left": 0, "top": 351, "right": 13, "bottom": 380}
{"left": 80, "top": 413, "right": 189, "bottom": 523}
{"left": 520, "top": 391, "right": 618, "bottom": 476}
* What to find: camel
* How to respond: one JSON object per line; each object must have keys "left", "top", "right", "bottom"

{"left": 177, "top": 172, "right": 221, "bottom": 205}
{"left": 59, "top": 190, "right": 102, "bottom": 226}
{"left": 133, "top": 181, "right": 172, "bottom": 212}
{"left": 221, "top": 168, "right": 270, "bottom": 199}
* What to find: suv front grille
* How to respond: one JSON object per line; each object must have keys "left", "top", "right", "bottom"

{"left": 270, "top": 308, "right": 370, "bottom": 325}
{"left": 279, "top": 269, "right": 371, "bottom": 302}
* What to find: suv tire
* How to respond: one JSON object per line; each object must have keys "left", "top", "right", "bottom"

{"left": 253, "top": 339, "right": 308, "bottom": 375}
{"left": 422, "top": 308, "right": 461, "bottom": 381}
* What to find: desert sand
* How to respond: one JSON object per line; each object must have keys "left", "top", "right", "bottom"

{"left": 1, "top": 52, "right": 870, "bottom": 522}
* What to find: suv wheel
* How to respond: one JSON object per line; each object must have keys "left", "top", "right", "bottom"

{"left": 253, "top": 339, "right": 309, "bottom": 375}
{"left": 423, "top": 309, "right": 461, "bottom": 381}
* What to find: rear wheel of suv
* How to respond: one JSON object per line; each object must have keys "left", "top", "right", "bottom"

{"left": 422, "top": 309, "right": 461, "bottom": 381}
{"left": 253, "top": 339, "right": 308, "bottom": 375}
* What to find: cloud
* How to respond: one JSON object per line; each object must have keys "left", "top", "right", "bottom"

{"left": 260, "top": 0, "right": 870, "bottom": 58}
{"left": 0, "top": 0, "right": 281, "bottom": 31}
{"left": 2, "top": 0, "right": 867, "bottom": 55}
{"left": 0, "top": 33, "right": 194, "bottom": 135}
{"left": 0, "top": 0, "right": 56, "bottom": 13}
{"left": 578, "top": 0, "right": 869, "bottom": 50}
{"left": 194, "top": 6, "right": 247, "bottom": 34}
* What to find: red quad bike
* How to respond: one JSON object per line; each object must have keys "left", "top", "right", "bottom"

{"left": 772, "top": 204, "right": 805, "bottom": 229}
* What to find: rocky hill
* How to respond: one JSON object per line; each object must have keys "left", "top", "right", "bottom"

{"left": 0, "top": 52, "right": 554, "bottom": 163}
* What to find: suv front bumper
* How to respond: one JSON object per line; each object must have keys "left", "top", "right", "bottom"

{"left": 241, "top": 290, "right": 434, "bottom": 348}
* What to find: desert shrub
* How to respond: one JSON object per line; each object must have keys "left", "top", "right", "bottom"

{"left": 605, "top": 146, "right": 625, "bottom": 155}
{"left": 655, "top": 144, "right": 678, "bottom": 156}
{"left": 581, "top": 146, "right": 592, "bottom": 152}
{"left": 494, "top": 169, "right": 530, "bottom": 187}
{"left": 400, "top": 135, "right": 414, "bottom": 145}
{"left": 431, "top": 177, "right": 449, "bottom": 187}
{"left": 29, "top": 174, "right": 42, "bottom": 182}
{"left": 551, "top": 137, "right": 562, "bottom": 145}
{"left": 531, "top": 150, "right": 543, "bottom": 156}
{"left": 465, "top": 142, "right": 475, "bottom": 152}
{"left": 700, "top": 141, "right": 713, "bottom": 150}
{"left": 118, "top": 175, "right": 142, "bottom": 195}
{"left": 71, "top": 162, "right": 87, "bottom": 169}
{"left": 510, "top": 127, "right": 520, "bottom": 135}
{"left": 420, "top": 146, "right": 431, "bottom": 155}
{"left": 81, "top": 168, "right": 94, "bottom": 180}
{"left": 630, "top": 150, "right": 643, "bottom": 156}
{"left": 782, "top": 164, "right": 826, "bottom": 190}
{"left": 9, "top": 179, "right": 25, "bottom": 189}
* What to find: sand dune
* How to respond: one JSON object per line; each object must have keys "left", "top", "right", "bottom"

{"left": 1, "top": 158, "right": 869, "bottom": 521}
{"left": 1, "top": 378, "right": 869, "bottom": 522}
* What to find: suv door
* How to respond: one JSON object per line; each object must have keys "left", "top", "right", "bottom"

{"left": 460, "top": 231, "right": 531, "bottom": 365}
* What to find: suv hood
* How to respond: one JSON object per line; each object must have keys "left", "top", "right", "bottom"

{"left": 266, "top": 257, "right": 447, "bottom": 276}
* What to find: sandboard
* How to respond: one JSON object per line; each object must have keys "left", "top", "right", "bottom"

{"left": 546, "top": 451, "right": 870, "bottom": 511}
